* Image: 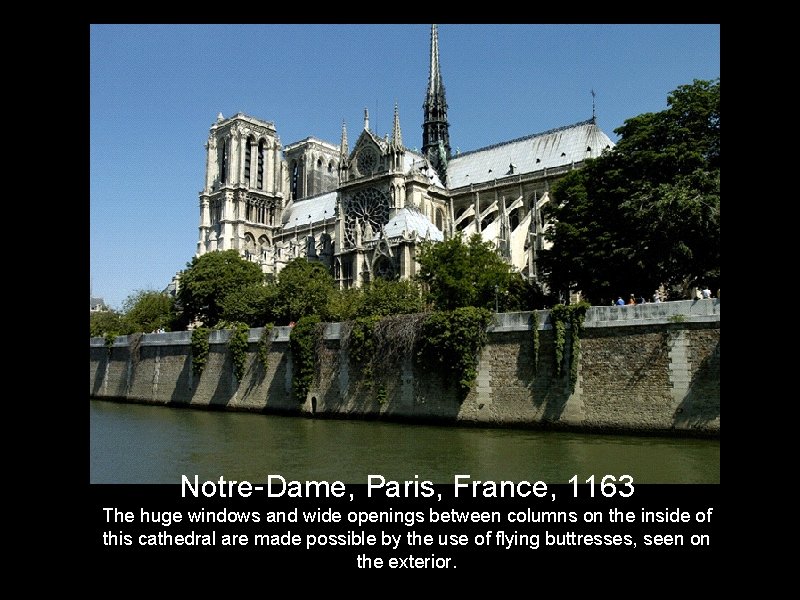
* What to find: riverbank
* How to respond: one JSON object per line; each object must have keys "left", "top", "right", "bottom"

{"left": 90, "top": 299, "right": 719, "bottom": 437}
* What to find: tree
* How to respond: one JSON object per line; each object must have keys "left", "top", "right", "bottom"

{"left": 177, "top": 250, "right": 264, "bottom": 327}
{"left": 220, "top": 283, "right": 278, "bottom": 326}
{"left": 354, "top": 278, "right": 425, "bottom": 318}
{"left": 90, "top": 310, "right": 123, "bottom": 338}
{"left": 273, "top": 258, "right": 336, "bottom": 324}
{"left": 415, "top": 234, "right": 519, "bottom": 311}
{"left": 326, "top": 287, "right": 364, "bottom": 323}
{"left": 121, "top": 289, "right": 175, "bottom": 333}
{"left": 541, "top": 79, "right": 720, "bottom": 302}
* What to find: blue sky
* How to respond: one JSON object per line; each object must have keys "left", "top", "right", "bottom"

{"left": 90, "top": 23, "right": 720, "bottom": 310}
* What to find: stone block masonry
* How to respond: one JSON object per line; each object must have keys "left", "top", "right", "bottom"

{"left": 90, "top": 299, "right": 719, "bottom": 436}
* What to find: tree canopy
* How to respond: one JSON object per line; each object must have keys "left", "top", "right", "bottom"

{"left": 273, "top": 258, "right": 336, "bottom": 324}
{"left": 177, "top": 250, "right": 264, "bottom": 327}
{"left": 220, "top": 283, "right": 278, "bottom": 327}
{"left": 540, "top": 78, "right": 720, "bottom": 302}
{"left": 121, "top": 289, "right": 175, "bottom": 333}
{"left": 415, "top": 234, "right": 525, "bottom": 311}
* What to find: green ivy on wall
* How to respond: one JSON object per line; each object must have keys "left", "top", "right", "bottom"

{"left": 531, "top": 310, "right": 540, "bottom": 373}
{"left": 549, "top": 302, "right": 589, "bottom": 391}
{"left": 418, "top": 307, "right": 493, "bottom": 400}
{"left": 104, "top": 332, "right": 116, "bottom": 353}
{"left": 347, "top": 315, "right": 382, "bottom": 384}
{"left": 258, "top": 323, "right": 274, "bottom": 369}
{"left": 290, "top": 315, "right": 321, "bottom": 402}
{"left": 227, "top": 322, "right": 250, "bottom": 382}
{"left": 191, "top": 327, "right": 210, "bottom": 377}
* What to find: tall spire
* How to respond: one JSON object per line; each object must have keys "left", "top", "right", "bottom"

{"left": 391, "top": 103, "right": 403, "bottom": 148}
{"left": 422, "top": 24, "right": 451, "bottom": 185}
{"left": 428, "top": 23, "right": 442, "bottom": 97}
{"left": 340, "top": 120, "right": 349, "bottom": 158}
{"left": 363, "top": 107, "right": 369, "bottom": 131}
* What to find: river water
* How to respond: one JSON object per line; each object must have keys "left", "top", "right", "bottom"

{"left": 90, "top": 400, "right": 719, "bottom": 484}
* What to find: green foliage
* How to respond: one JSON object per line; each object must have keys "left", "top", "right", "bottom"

{"left": 375, "top": 384, "right": 388, "bottom": 405}
{"left": 541, "top": 79, "right": 720, "bottom": 302}
{"left": 417, "top": 307, "right": 493, "bottom": 399}
{"left": 326, "top": 287, "right": 364, "bottom": 323}
{"left": 355, "top": 279, "right": 426, "bottom": 318}
{"left": 257, "top": 323, "right": 274, "bottom": 368}
{"left": 91, "top": 310, "right": 123, "bottom": 338}
{"left": 121, "top": 289, "right": 175, "bottom": 333}
{"left": 416, "top": 234, "right": 519, "bottom": 311}
{"left": 274, "top": 258, "right": 336, "bottom": 324}
{"left": 226, "top": 322, "right": 250, "bottom": 381}
{"left": 221, "top": 284, "right": 278, "bottom": 327}
{"left": 178, "top": 250, "right": 264, "bottom": 327}
{"left": 531, "top": 310, "right": 540, "bottom": 373}
{"left": 347, "top": 315, "right": 383, "bottom": 382}
{"left": 104, "top": 331, "right": 117, "bottom": 350}
{"left": 549, "top": 302, "right": 589, "bottom": 390}
{"left": 191, "top": 327, "right": 210, "bottom": 377}
{"left": 289, "top": 315, "right": 321, "bottom": 402}
{"left": 343, "top": 313, "right": 425, "bottom": 402}
{"left": 550, "top": 305, "right": 569, "bottom": 378}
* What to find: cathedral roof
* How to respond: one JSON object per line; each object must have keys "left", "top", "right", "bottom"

{"left": 446, "top": 119, "right": 614, "bottom": 189}
{"left": 403, "top": 151, "right": 445, "bottom": 188}
{"left": 384, "top": 207, "right": 444, "bottom": 241}
{"left": 281, "top": 191, "right": 337, "bottom": 230}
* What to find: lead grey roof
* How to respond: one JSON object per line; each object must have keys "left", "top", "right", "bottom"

{"left": 403, "top": 150, "right": 445, "bottom": 188}
{"left": 446, "top": 119, "right": 614, "bottom": 189}
{"left": 281, "top": 191, "right": 337, "bottom": 230}
{"left": 384, "top": 207, "right": 444, "bottom": 241}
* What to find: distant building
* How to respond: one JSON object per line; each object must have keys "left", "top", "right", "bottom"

{"left": 193, "top": 25, "right": 614, "bottom": 289}
{"left": 163, "top": 272, "right": 181, "bottom": 298}
{"left": 90, "top": 296, "right": 107, "bottom": 312}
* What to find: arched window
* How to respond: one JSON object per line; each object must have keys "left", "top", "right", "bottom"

{"left": 328, "top": 161, "right": 334, "bottom": 173}
{"left": 244, "top": 136, "right": 255, "bottom": 185}
{"left": 435, "top": 208, "right": 444, "bottom": 231}
{"left": 258, "top": 140, "right": 266, "bottom": 189}
{"left": 259, "top": 235, "right": 270, "bottom": 261}
{"left": 244, "top": 233, "right": 256, "bottom": 261}
{"left": 219, "top": 139, "right": 227, "bottom": 184}
{"left": 291, "top": 161, "right": 299, "bottom": 200}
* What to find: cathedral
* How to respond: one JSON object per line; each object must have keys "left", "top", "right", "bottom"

{"left": 195, "top": 25, "right": 614, "bottom": 289}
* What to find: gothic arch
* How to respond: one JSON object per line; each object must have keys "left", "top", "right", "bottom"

{"left": 244, "top": 135, "right": 256, "bottom": 185}
{"left": 509, "top": 206, "right": 521, "bottom": 230}
{"left": 435, "top": 208, "right": 445, "bottom": 231}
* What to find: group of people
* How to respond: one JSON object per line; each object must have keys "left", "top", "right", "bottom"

{"left": 614, "top": 285, "right": 714, "bottom": 306}
{"left": 695, "top": 286, "right": 713, "bottom": 299}
{"left": 615, "top": 294, "right": 650, "bottom": 306}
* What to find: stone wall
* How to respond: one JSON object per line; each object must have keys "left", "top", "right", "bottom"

{"left": 90, "top": 299, "right": 719, "bottom": 436}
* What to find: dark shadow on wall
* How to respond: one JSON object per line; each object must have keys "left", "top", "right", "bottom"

{"left": 265, "top": 349, "right": 295, "bottom": 411}
{"left": 674, "top": 339, "right": 720, "bottom": 429}
{"left": 519, "top": 327, "right": 572, "bottom": 422}
{"left": 168, "top": 349, "right": 194, "bottom": 405}
{"left": 92, "top": 352, "right": 107, "bottom": 396}
{"left": 209, "top": 348, "right": 235, "bottom": 407}
{"left": 241, "top": 345, "right": 267, "bottom": 400}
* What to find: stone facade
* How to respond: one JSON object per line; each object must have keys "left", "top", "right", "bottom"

{"left": 191, "top": 25, "right": 614, "bottom": 289}
{"left": 90, "top": 300, "right": 720, "bottom": 436}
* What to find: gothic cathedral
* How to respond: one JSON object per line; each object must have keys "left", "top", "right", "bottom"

{"left": 195, "top": 25, "right": 615, "bottom": 288}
